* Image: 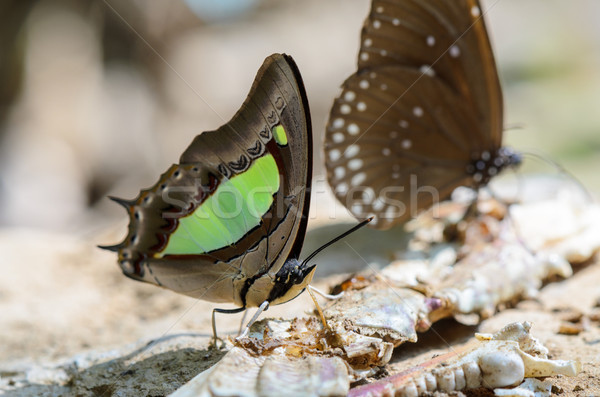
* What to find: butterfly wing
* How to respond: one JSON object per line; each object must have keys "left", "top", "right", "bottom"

{"left": 357, "top": 0, "right": 503, "bottom": 145}
{"left": 325, "top": 0, "right": 504, "bottom": 229}
{"left": 105, "top": 54, "right": 312, "bottom": 307}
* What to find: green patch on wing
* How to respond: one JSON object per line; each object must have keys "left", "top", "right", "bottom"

{"left": 160, "top": 153, "right": 280, "bottom": 255}
{"left": 273, "top": 125, "right": 288, "bottom": 146}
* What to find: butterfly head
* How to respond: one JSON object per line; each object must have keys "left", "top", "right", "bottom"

{"left": 467, "top": 147, "right": 522, "bottom": 186}
{"left": 499, "top": 147, "right": 523, "bottom": 169}
{"left": 267, "top": 259, "right": 317, "bottom": 306}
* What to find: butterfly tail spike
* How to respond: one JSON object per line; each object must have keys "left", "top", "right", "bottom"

{"left": 97, "top": 243, "right": 123, "bottom": 252}
{"left": 108, "top": 196, "right": 136, "bottom": 209}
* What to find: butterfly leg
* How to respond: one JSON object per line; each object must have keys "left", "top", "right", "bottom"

{"left": 443, "top": 197, "right": 480, "bottom": 242}
{"left": 306, "top": 286, "right": 330, "bottom": 331}
{"left": 236, "top": 300, "right": 269, "bottom": 340}
{"left": 237, "top": 308, "right": 249, "bottom": 336}
{"left": 211, "top": 306, "right": 245, "bottom": 349}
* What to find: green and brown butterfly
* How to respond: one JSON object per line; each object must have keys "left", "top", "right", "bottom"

{"left": 101, "top": 53, "right": 368, "bottom": 342}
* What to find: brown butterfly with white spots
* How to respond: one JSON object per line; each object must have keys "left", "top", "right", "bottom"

{"left": 324, "top": 0, "right": 520, "bottom": 229}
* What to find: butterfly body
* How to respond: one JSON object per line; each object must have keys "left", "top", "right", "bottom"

{"left": 325, "top": 0, "right": 520, "bottom": 229}
{"left": 102, "top": 53, "right": 315, "bottom": 310}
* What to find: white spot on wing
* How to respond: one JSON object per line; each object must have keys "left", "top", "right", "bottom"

{"left": 419, "top": 65, "right": 435, "bottom": 77}
{"left": 449, "top": 45, "right": 461, "bottom": 58}
{"left": 345, "top": 144, "right": 360, "bottom": 158}
{"left": 392, "top": 18, "right": 400, "bottom": 26}
{"left": 347, "top": 123, "right": 360, "bottom": 135}
{"left": 399, "top": 120, "right": 409, "bottom": 128}
{"left": 332, "top": 132, "right": 344, "bottom": 143}
{"left": 471, "top": 5, "right": 481, "bottom": 17}
{"left": 384, "top": 205, "right": 396, "bottom": 219}
{"left": 382, "top": 147, "right": 391, "bottom": 156}
{"left": 334, "top": 166, "right": 345, "bottom": 179}
{"left": 337, "top": 182, "right": 349, "bottom": 195}
{"left": 373, "top": 20, "right": 381, "bottom": 29}
{"left": 348, "top": 158, "right": 363, "bottom": 170}
{"left": 390, "top": 130, "right": 398, "bottom": 138}
{"left": 364, "top": 38, "right": 373, "bottom": 47}
{"left": 332, "top": 118, "right": 344, "bottom": 129}
{"left": 357, "top": 102, "right": 367, "bottom": 111}
{"left": 380, "top": 83, "right": 387, "bottom": 90}
{"left": 401, "top": 139, "right": 412, "bottom": 149}
{"left": 360, "top": 52, "right": 369, "bottom": 61}
{"left": 375, "top": 6, "right": 383, "bottom": 13}
{"left": 426, "top": 35, "right": 435, "bottom": 47}
{"left": 351, "top": 172, "right": 367, "bottom": 186}
{"left": 344, "top": 91, "right": 356, "bottom": 102}
{"left": 372, "top": 198, "right": 385, "bottom": 211}
{"left": 359, "top": 80, "right": 370, "bottom": 89}
{"left": 329, "top": 149, "right": 341, "bottom": 161}
{"left": 362, "top": 187, "right": 375, "bottom": 203}
{"left": 340, "top": 104, "right": 351, "bottom": 114}
{"left": 413, "top": 106, "right": 424, "bottom": 117}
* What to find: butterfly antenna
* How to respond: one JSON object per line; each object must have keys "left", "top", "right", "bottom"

{"left": 301, "top": 217, "right": 373, "bottom": 267}
{"left": 522, "top": 151, "right": 594, "bottom": 202}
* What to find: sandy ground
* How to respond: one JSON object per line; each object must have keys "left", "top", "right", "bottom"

{"left": 1, "top": 220, "right": 599, "bottom": 396}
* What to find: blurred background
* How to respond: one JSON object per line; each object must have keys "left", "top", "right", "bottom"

{"left": 0, "top": 0, "right": 599, "bottom": 235}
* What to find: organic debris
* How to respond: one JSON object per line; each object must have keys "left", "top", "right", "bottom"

{"left": 174, "top": 194, "right": 598, "bottom": 396}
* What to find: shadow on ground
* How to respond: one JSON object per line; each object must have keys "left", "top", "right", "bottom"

{"left": 2, "top": 334, "right": 227, "bottom": 397}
